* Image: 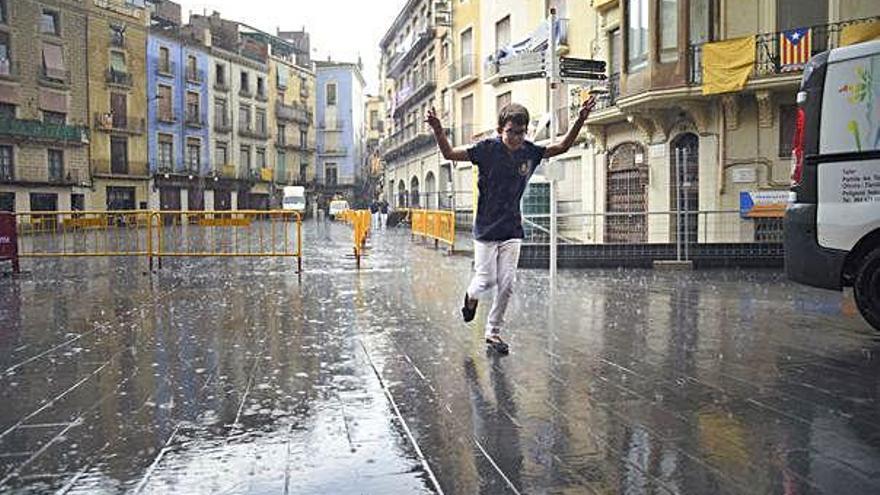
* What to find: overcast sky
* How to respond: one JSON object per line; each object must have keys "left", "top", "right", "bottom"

{"left": 175, "top": 0, "right": 406, "bottom": 93}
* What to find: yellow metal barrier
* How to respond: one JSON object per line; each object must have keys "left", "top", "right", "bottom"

{"left": 9, "top": 210, "right": 302, "bottom": 273}
{"left": 152, "top": 210, "right": 302, "bottom": 272}
{"left": 410, "top": 209, "right": 455, "bottom": 252}
{"left": 15, "top": 210, "right": 154, "bottom": 259}
{"left": 339, "top": 209, "right": 371, "bottom": 267}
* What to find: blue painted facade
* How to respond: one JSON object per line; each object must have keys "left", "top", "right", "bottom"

{"left": 147, "top": 32, "right": 211, "bottom": 175}
{"left": 315, "top": 63, "right": 364, "bottom": 188}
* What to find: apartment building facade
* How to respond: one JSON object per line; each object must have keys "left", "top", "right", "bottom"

{"left": 187, "top": 12, "right": 273, "bottom": 210}
{"left": 379, "top": 0, "right": 453, "bottom": 210}
{"left": 88, "top": 0, "right": 150, "bottom": 211}
{"left": 315, "top": 60, "right": 365, "bottom": 202}
{"left": 0, "top": 0, "right": 91, "bottom": 213}
{"left": 581, "top": 0, "right": 880, "bottom": 245}
{"left": 146, "top": 19, "right": 212, "bottom": 211}
{"left": 377, "top": 0, "right": 879, "bottom": 247}
{"left": 270, "top": 54, "right": 316, "bottom": 191}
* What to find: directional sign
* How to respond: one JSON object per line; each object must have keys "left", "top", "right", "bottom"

{"left": 494, "top": 50, "right": 547, "bottom": 83}
{"left": 559, "top": 57, "right": 606, "bottom": 72}
{"left": 558, "top": 57, "right": 607, "bottom": 82}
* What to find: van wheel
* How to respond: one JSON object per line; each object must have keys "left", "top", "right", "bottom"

{"left": 854, "top": 247, "right": 880, "bottom": 332}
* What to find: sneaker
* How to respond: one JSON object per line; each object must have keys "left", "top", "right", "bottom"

{"left": 485, "top": 335, "right": 509, "bottom": 354}
{"left": 461, "top": 292, "right": 477, "bottom": 322}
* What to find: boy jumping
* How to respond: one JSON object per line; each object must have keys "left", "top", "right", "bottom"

{"left": 425, "top": 97, "right": 596, "bottom": 354}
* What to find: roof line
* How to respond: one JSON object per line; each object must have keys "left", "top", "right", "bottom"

{"left": 380, "top": 0, "right": 421, "bottom": 48}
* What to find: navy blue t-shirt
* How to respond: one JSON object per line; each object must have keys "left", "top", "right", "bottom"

{"left": 467, "top": 137, "right": 546, "bottom": 241}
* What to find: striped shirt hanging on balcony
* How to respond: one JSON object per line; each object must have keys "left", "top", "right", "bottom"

{"left": 780, "top": 27, "right": 812, "bottom": 72}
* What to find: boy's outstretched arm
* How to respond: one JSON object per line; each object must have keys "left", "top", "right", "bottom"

{"left": 425, "top": 107, "right": 470, "bottom": 162}
{"left": 544, "top": 96, "right": 597, "bottom": 159}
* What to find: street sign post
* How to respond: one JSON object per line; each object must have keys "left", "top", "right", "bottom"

{"left": 486, "top": 7, "right": 609, "bottom": 281}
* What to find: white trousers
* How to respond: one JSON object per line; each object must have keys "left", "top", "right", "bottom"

{"left": 467, "top": 239, "right": 522, "bottom": 337}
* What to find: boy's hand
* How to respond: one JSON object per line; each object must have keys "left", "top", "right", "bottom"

{"left": 577, "top": 96, "right": 597, "bottom": 122}
{"left": 425, "top": 107, "right": 442, "bottom": 133}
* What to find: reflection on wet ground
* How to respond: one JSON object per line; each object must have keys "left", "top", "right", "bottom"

{"left": 0, "top": 219, "right": 878, "bottom": 494}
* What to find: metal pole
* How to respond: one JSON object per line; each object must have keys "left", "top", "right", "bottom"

{"left": 675, "top": 148, "right": 682, "bottom": 262}
{"left": 548, "top": 7, "right": 558, "bottom": 281}
{"left": 683, "top": 148, "right": 689, "bottom": 261}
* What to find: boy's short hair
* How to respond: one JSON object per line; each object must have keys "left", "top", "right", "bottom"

{"left": 497, "top": 103, "right": 530, "bottom": 129}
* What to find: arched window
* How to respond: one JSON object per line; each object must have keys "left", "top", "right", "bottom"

{"left": 424, "top": 171, "right": 436, "bottom": 209}
{"left": 397, "top": 179, "right": 407, "bottom": 207}
{"left": 606, "top": 142, "right": 648, "bottom": 243}
{"left": 410, "top": 176, "right": 420, "bottom": 207}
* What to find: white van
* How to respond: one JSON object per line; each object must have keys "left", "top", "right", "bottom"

{"left": 328, "top": 199, "right": 349, "bottom": 219}
{"left": 785, "top": 39, "right": 880, "bottom": 331}
{"left": 282, "top": 186, "right": 306, "bottom": 212}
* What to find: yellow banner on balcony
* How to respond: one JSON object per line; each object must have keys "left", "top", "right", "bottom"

{"left": 702, "top": 36, "right": 755, "bottom": 96}
{"left": 841, "top": 20, "right": 880, "bottom": 47}
{"left": 260, "top": 167, "right": 273, "bottom": 182}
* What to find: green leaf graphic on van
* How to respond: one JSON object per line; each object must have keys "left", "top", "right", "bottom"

{"left": 847, "top": 120, "right": 863, "bottom": 151}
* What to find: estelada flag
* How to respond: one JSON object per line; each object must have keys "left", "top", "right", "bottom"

{"left": 780, "top": 27, "right": 812, "bottom": 71}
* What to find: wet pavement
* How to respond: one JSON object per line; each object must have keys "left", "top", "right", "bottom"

{"left": 1, "top": 219, "right": 879, "bottom": 494}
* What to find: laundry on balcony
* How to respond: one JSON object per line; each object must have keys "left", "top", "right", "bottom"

{"left": 485, "top": 18, "right": 567, "bottom": 69}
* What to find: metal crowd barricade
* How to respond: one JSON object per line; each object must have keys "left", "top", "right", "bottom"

{"left": 5, "top": 210, "right": 303, "bottom": 273}
{"left": 339, "top": 209, "right": 371, "bottom": 268}
{"left": 151, "top": 210, "right": 303, "bottom": 272}
{"left": 410, "top": 209, "right": 455, "bottom": 252}
{"left": 14, "top": 210, "right": 154, "bottom": 260}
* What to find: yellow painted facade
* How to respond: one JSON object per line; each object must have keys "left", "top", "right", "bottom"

{"left": 86, "top": 0, "right": 150, "bottom": 210}
{"left": 269, "top": 56, "right": 317, "bottom": 185}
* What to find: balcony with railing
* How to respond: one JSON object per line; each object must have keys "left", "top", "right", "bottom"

{"left": 0, "top": 165, "right": 86, "bottom": 186}
{"left": 155, "top": 60, "right": 175, "bottom": 77}
{"left": 185, "top": 110, "right": 204, "bottom": 128}
{"left": 688, "top": 16, "right": 880, "bottom": 85}
{"left": 276, "top": 101, "right": 312, "bottom": 125}
{"left": 239, "top": 85, "right": 254, "bottom": 98}
{"left": 214, "top": 112, "right": 232, "bottom": 133}
{"left": 592, "top": 73, "right": 620, "bottom": 112}
{"left": 0, "top": 118, "right": 89, "bottom": 145}
{"left": 387, "top": 25, "right": 435, "bottom": 78}
{"left": 186, "top": 67, "right": 204, "bottom": 84}
{"left": 318, "top": 142, "right": 348, "bottom": 156}
{"left": 381, "top": 125, "right": 448, "bottom": 162}
{"left": 238, "top": 124, "right": 268, "bottom": 140}
{"left": 106, "top": 68, "right": 133, "bottom": 88}
{"left": 393, "top": 74, "right": 436, "bottom": 117}
{"left": 214, "top": 77, "right": 230, "bottom": 93}
{"left": 157, "top": 109, "right": 178, "bottom": 124}
{"left": 92, "top": 158, "right": 150, "bottom": 177}
{"left": 0, "top": 59, "right": 20, "bottom": 80}
{"left": 255, "top": 89, "right": 269, "bottom": 102}
{"left": 447, "top": 55, "right": 477, "bottom": 88}
{"left": 318, "top": 119, "right": 347, "bottom": 131}
{"left": 94, "top": 113, "right": 146, "bottom": 134}
{"left": 0, "top": 165, "right": 86, "bottom": 185}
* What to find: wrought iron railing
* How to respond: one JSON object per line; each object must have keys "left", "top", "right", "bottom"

{"left": 276, "top": 101, "right": 312, "bottom": 125}
{"left": 688, "top": 16, "right": 880, "bottom": 85}
{"left": 106, "top": 69, "right": 132, "bottom": 86}
{"left": 448, "top": 55, "right": 477, "bottom": 85}
{"left": 0, "top": 118, "right": 88, "bottom": 144}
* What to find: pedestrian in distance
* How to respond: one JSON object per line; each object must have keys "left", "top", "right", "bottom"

{"left": 370, "top": 199, "right": 380, "bottom": 230}
{"left": 378, "top": 199, "right": 389, "bottom": 230}
{"left": 425, "top": 96, "right": 596, "bottom": 354}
